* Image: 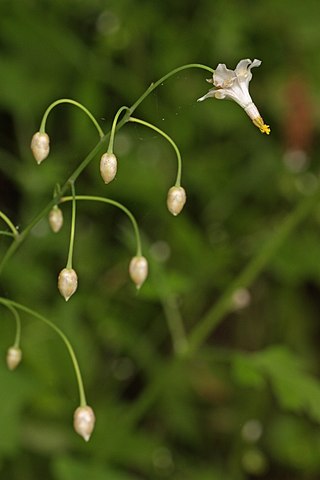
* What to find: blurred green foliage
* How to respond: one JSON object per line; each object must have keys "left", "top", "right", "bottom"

{"left": 1, "top": 0, "right": 320, "bottom": 479}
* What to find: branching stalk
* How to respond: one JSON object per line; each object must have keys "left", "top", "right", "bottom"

{"left": 60, "top": 195, "right": 142, "bottom": 257}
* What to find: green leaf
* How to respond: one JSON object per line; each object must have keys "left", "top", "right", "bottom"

{"left": 235, "top": 346, "right": 320, "bottom": 424}
{"left": 232, "top": 354, "right": 266, "bottom": 389}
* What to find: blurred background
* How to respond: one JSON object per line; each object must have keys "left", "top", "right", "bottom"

{"left": 1, "top": 0, "right": 320, "bottom": 478}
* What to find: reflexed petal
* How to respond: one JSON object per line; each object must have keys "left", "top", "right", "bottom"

{"left": 235, "top": 58, "right": 252, "bottom": 72}
{"left": 250, "top": 58, "right": 262, "bottom": 69}
{"left": 236, "top": 58, "right": 262, "bottom": 85}
{"left": 214, "top": 63, "right": 235, "bottom": 87}
{"left": 197, "top": 90, "right": 216, "bottom": 102}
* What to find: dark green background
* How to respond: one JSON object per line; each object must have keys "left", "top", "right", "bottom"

{"left": 1, "top": 0, "right": 320, "bottom": 478}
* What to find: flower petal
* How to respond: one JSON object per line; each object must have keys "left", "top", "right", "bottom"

{"left": 197, "top": 90, "right": 215, "bottom": 102}
{"left": 235, "top": 58, "right": 262, "bottom": 86}
{"left": 214, "top": 64, "right": 235, "bottom": 88}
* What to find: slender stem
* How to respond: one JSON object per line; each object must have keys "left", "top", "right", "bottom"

{"left": 108, "top": 106, "right": 130, "bottom": 153}
{"left": 0, "top": 211, "right": 18, "bottom": 237}
{"left": 128, "top": 63, "right": 214, "bottom": 114}
{"left": 161, "top": 294, "right": 188, "bottom": 356}
{"left": 187, "top": 188, "right": 320, "bottom": 355}
{"left": 60, "top": 195, "right": 142, "bottom": 257}
{"left": 66, "top": 182, "right": 76, "bottom": 269}
{"left": 5, "top": 303, "right": 21, "bottom": 348}
{"left": 129, "top": 117, "right": 183, "bottom": 186}
{"left": 0, "top": 298, "right": 87, "bottom": 406}
{"left": 39, "top": 98, "right": 104, "bottom": 139}
{"left": 0, "top": 63, "right": 213, "bottom": 273}
{"left": 0, "top": 231, "right": 15, "bottom": 238}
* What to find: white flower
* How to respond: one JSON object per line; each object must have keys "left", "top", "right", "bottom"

{"left": 198, "top": 59, "right": 270, "bottom": 135}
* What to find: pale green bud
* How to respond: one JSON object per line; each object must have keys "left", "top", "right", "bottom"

{"left": 166, "top": 186, "right": 186, "bottom": 216}
{"left": 6, "top": 346, "right": 22, "bottom": 371}
{"left": 129, "top": 256, "right": 148, "bottom": 289}
{"left": 31, "top": 132, "right": 50, "bottom": 164}
{"left": 100, "top": 153, "right": 117, "bottom": 184}
{"left": 73, "top": 405, "right": 95, "bottom": 442}
{"left": 58, "top": 268, "right": 78, "bottom": 301}
{"left": 49, "top": 206, "right": 63, "bottom": 233}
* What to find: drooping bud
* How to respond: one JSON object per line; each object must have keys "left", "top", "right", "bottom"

{"left": 129, "top": 256, "right": 148, "bottom": 289}
{"left": 100, "top": 153, "right": 117, "bottom": 184}
{"left": 31, "top": 132, "right": 50, "bottom": 164}
{"left": 58, "top": 268, "right": 78, "bottom": 301}
{"left": 73, "top": 405, "right": 95, "bottom": 442}
{"left": 166, "top": 186, "right": 187, "bottom": 216}
{"left": 6, "top": 346, "right": 22, "bottom": 371}
{"left": 49, "top": 206, "right": 63, "bottom": 233}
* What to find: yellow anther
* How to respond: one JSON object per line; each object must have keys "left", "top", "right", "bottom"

{"left": 253, "top": 117, "right": 271, "bottom": 135}
{"left": 260, "top": 124, "right": 271, "bottom": 135}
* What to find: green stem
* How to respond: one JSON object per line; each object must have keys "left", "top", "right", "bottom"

{"left": 187, "top": 188, "right": 320, "bottom": 355}
{"left": 39, "top": 98, "right": 104, "bottom": 139}
{"left": 127, "top": 64, "right": 214, "bottom": 114}
{"left": 161, "top": 294, "right": 188, "bottom": 356}
{"left": 5, "top": 303, "right": 21, "bottom": 348}
{"left": 0, "top": 63, "right": 213, "bottom": 273}
{"left": 0, "top": 298, "right": 87, "bottom": 407}
{"left": 108, "top": 106, "right": 130, "bottom": 153}
{"left": 0, "top": 211, "right": 18, "bottom": 237}
{"left": 129, "top": 117, "right": 183, "bottom": 187}
{"left": 66, "top": 182, "right": 76, "bottom": 269}
{"left": 60, "top": 195, "right": 142, "bottom": 257}
{"left": 0, "top": 231, "right": 15, "bottom": 238}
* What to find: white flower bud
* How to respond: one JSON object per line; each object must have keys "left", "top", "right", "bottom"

{"left": 6, "top": 346, "right": 22, "bottom": 371}
{"left": 129, "top": 256, "right": 148, "bottom": 289}
{"left": 167, "top": 186, "right": 187, "bottom": 216}
{"left": 49, "top": 206, "right": 63, "bottom": 233}
{"left": 58, "top": 268, "right": 78, "bottom": 301}
{"left": 31, "top": 132, "right": 50, "bottom": 164}
{"left": 100, "top": 153, "right": 117, "bottom": 184}
{"left": 73, "top": 405, "right": 95, "bottom": 442}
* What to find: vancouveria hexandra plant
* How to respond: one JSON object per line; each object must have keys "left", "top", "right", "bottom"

{"left": 198, "top": 58, "right": 270, "bottom": 135}
{"left": 0, "top": 60, "right": 273, "bottom": 442}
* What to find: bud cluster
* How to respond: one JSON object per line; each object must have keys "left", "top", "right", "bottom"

{"left": 28, "top": 97, "right": 192, "bottom": 441}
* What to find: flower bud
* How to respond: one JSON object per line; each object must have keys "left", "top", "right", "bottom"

{"left": 129, "top": 256, "right": 148, "bottom": 289}
{"left": 31, "top": 132, "right": 50, "bottom": 164}
{"left": 49, "top": 206, "right": 63, "bottom": 233}
{"left": 100, "top": 153, "right": 117, "bottom": 184}
{"left": 73, "top": 405, "right": 95, "bottom": 442}
{"left": 167, "top": 186, "right": 187, "bottom": 216}
{"left": 6, "top": 346, "right": 22, "bottom": 371}
{"left": 58, "top": 268, "right": 78, "bottom": 301}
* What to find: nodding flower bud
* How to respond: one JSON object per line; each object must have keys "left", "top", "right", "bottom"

{"left": 100, "top": 153, "right": 117, "bottom": 184}
{"left": 31, "top": 132, "right": 50, "bottom": 165}
{"left": 49, "top": 206, "right": 63, "bottom": 233}
{"left": 73, "top": 405, "right": 95, "bottom": 442}
{"left": 58, "top": 268, "right": 78, "bottom": 301}
{"left": 129, "top": 256, "right": 148, "bottom": 289}
{"left": 167, "top": 186, "right": 187, "bottom": 216}
{"left": 6, "top": 346, "right": 22, "bottom": 371}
